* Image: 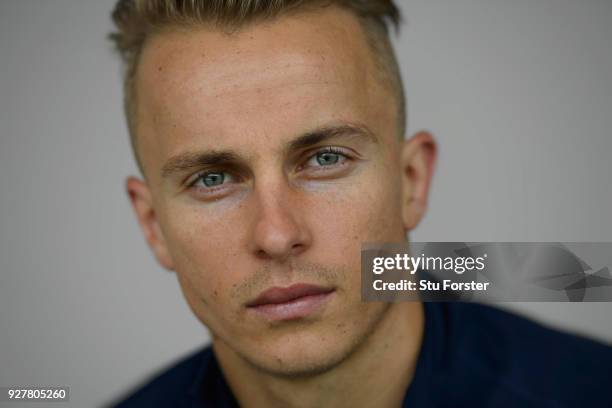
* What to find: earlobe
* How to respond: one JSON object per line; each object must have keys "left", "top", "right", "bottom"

{"left": 126, "top": 176, "right": 175, "bottom": 271}
{"left": 400, "top": 131, "right": 437, "bottom": 231}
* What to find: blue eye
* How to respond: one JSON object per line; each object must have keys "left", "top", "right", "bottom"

{"left": 191, "top": 171, "right": 233, "bottom": 189}
{"left": 316, "top": 151, "right": 340, "bottom": 166}
{"left": 201, "top": 172, "right": 225, "bottom": 187}
{"left": 306, "top": 148, "right": 349, "bottom": 169}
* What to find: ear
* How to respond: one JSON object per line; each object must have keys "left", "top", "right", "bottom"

{"left": 400, "top": 131, "right": 437, "bottom": 231}
{"left": 126, "top": 176, "right": 175, "bottom": 271}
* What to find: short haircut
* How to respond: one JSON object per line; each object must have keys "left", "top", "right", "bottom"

{"left": 109, "top": 0, "right": 405, "bottom": 174}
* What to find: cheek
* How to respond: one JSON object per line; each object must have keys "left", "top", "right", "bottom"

{"left": 310, "top": 165, "right": 405, "bottom": 255}
{"left": 160, "top": 204, "right": 247, "bottom": 301}
{"left": 161, "top": 206, "right": 252, "bottom": 336}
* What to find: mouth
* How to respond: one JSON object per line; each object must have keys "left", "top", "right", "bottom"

{"left": 246, "top": 283, "right": 336, "bottom": 322}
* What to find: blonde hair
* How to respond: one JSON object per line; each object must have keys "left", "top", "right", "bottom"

{"left": 109, "top": 0, "right": 405, "bottom": 173}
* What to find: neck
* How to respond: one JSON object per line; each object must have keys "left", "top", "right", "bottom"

{"left": 213, "top": 301, "right": 424, "bottom": 408}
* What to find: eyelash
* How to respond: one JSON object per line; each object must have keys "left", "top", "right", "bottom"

{"left": 187, "top": 146, "right": 352, "bottom": 192}
{"left": 300, "top": 146, "right": 351, "bottom": 171}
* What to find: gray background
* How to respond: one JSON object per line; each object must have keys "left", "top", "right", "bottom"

{"left": 1, "top": 1, "right": 611, "bottom": 407}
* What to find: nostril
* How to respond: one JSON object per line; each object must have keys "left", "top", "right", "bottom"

{"left": 255, "top": 249, "right": 269, "bottom": 259}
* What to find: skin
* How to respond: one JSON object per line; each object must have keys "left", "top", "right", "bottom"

{"left": 126, "top": 5, "right": 437, "bottom": 408}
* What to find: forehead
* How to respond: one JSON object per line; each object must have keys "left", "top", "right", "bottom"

{"left": 134, "top": 6, "right": 394, "bottom": 179}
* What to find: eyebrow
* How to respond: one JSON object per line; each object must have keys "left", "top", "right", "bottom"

{"left": 286, "top": 123, "right": 378, "bottom": 152}
{"left": 161, "top": 151, "right": 242, "bottom": 179}
{"left": 160, "top": 122, "right": 378, "bottom": 180}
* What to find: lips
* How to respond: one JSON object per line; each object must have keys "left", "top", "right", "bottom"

{"left": 246, "top": 283, "right": 335, "bottom": 321}
{"left": 247, "top": 284, "right": 334, "bottom": 307}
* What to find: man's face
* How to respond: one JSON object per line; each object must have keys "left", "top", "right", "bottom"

{"left": 130, "top": 6, "right": 416, "bottom": 376}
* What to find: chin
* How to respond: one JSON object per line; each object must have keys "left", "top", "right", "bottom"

{"left": 240, "top": 334, "right": 355, "bottom": 378}
{"left": 234, "top": 305, "right": 388, "bottom": 378}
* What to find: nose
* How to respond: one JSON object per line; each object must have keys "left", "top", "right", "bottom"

{"left": 248, "top": 179, "right": 312, "bottom": 261}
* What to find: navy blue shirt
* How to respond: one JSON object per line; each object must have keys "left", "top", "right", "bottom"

{"left": 112, "top": 302, "right": 612, "bottom": 407}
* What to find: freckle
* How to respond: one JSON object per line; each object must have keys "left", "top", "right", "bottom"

{"left": 157, "top": 65, "right": 163, "bottom": 72}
